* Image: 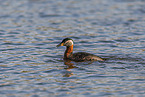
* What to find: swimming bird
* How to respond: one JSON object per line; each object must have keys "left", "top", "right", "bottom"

{"left": 57, "top": 38, "right": 104, "bottom": 62}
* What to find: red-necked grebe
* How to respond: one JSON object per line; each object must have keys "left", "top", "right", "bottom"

{"left": 57, "top": 38, "right": 104, "bottom": 62}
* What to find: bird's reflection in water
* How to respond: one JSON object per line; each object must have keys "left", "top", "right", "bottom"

{"left": 63, "top": 59, "right": 77, "bottom": 77}
{"left": 62, "top": 59, "right": 95, "bottom": 77}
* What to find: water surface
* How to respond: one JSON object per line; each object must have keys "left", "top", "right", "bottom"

{"left": 0, "top": 0, "right": 145, "bottom": 97}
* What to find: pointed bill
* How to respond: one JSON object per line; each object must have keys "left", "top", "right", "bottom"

{"left": 56, "top": 43, "right": 64, "bottom": 47}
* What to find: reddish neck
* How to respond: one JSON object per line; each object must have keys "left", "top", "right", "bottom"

{"left": 64, "top": 45, "right": 73, "bottom": 59}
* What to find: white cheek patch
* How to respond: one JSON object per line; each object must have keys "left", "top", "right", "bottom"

{"left": 68, "top": 40, "right": 73, "bottom": 45}
{"left": 65, "top": 40, "right": 73, "bottom": 46}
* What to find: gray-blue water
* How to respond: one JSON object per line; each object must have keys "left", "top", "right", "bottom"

{"left": 0, "top": 0, "right": 145, "bottom": 97}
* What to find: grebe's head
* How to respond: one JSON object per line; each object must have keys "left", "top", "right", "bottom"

{"left": 57, "top": 38, "right": 73, "bottom": 47}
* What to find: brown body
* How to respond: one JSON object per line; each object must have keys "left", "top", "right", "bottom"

{"left": 63, "top": 44, "right": 103, "bottom": 62}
